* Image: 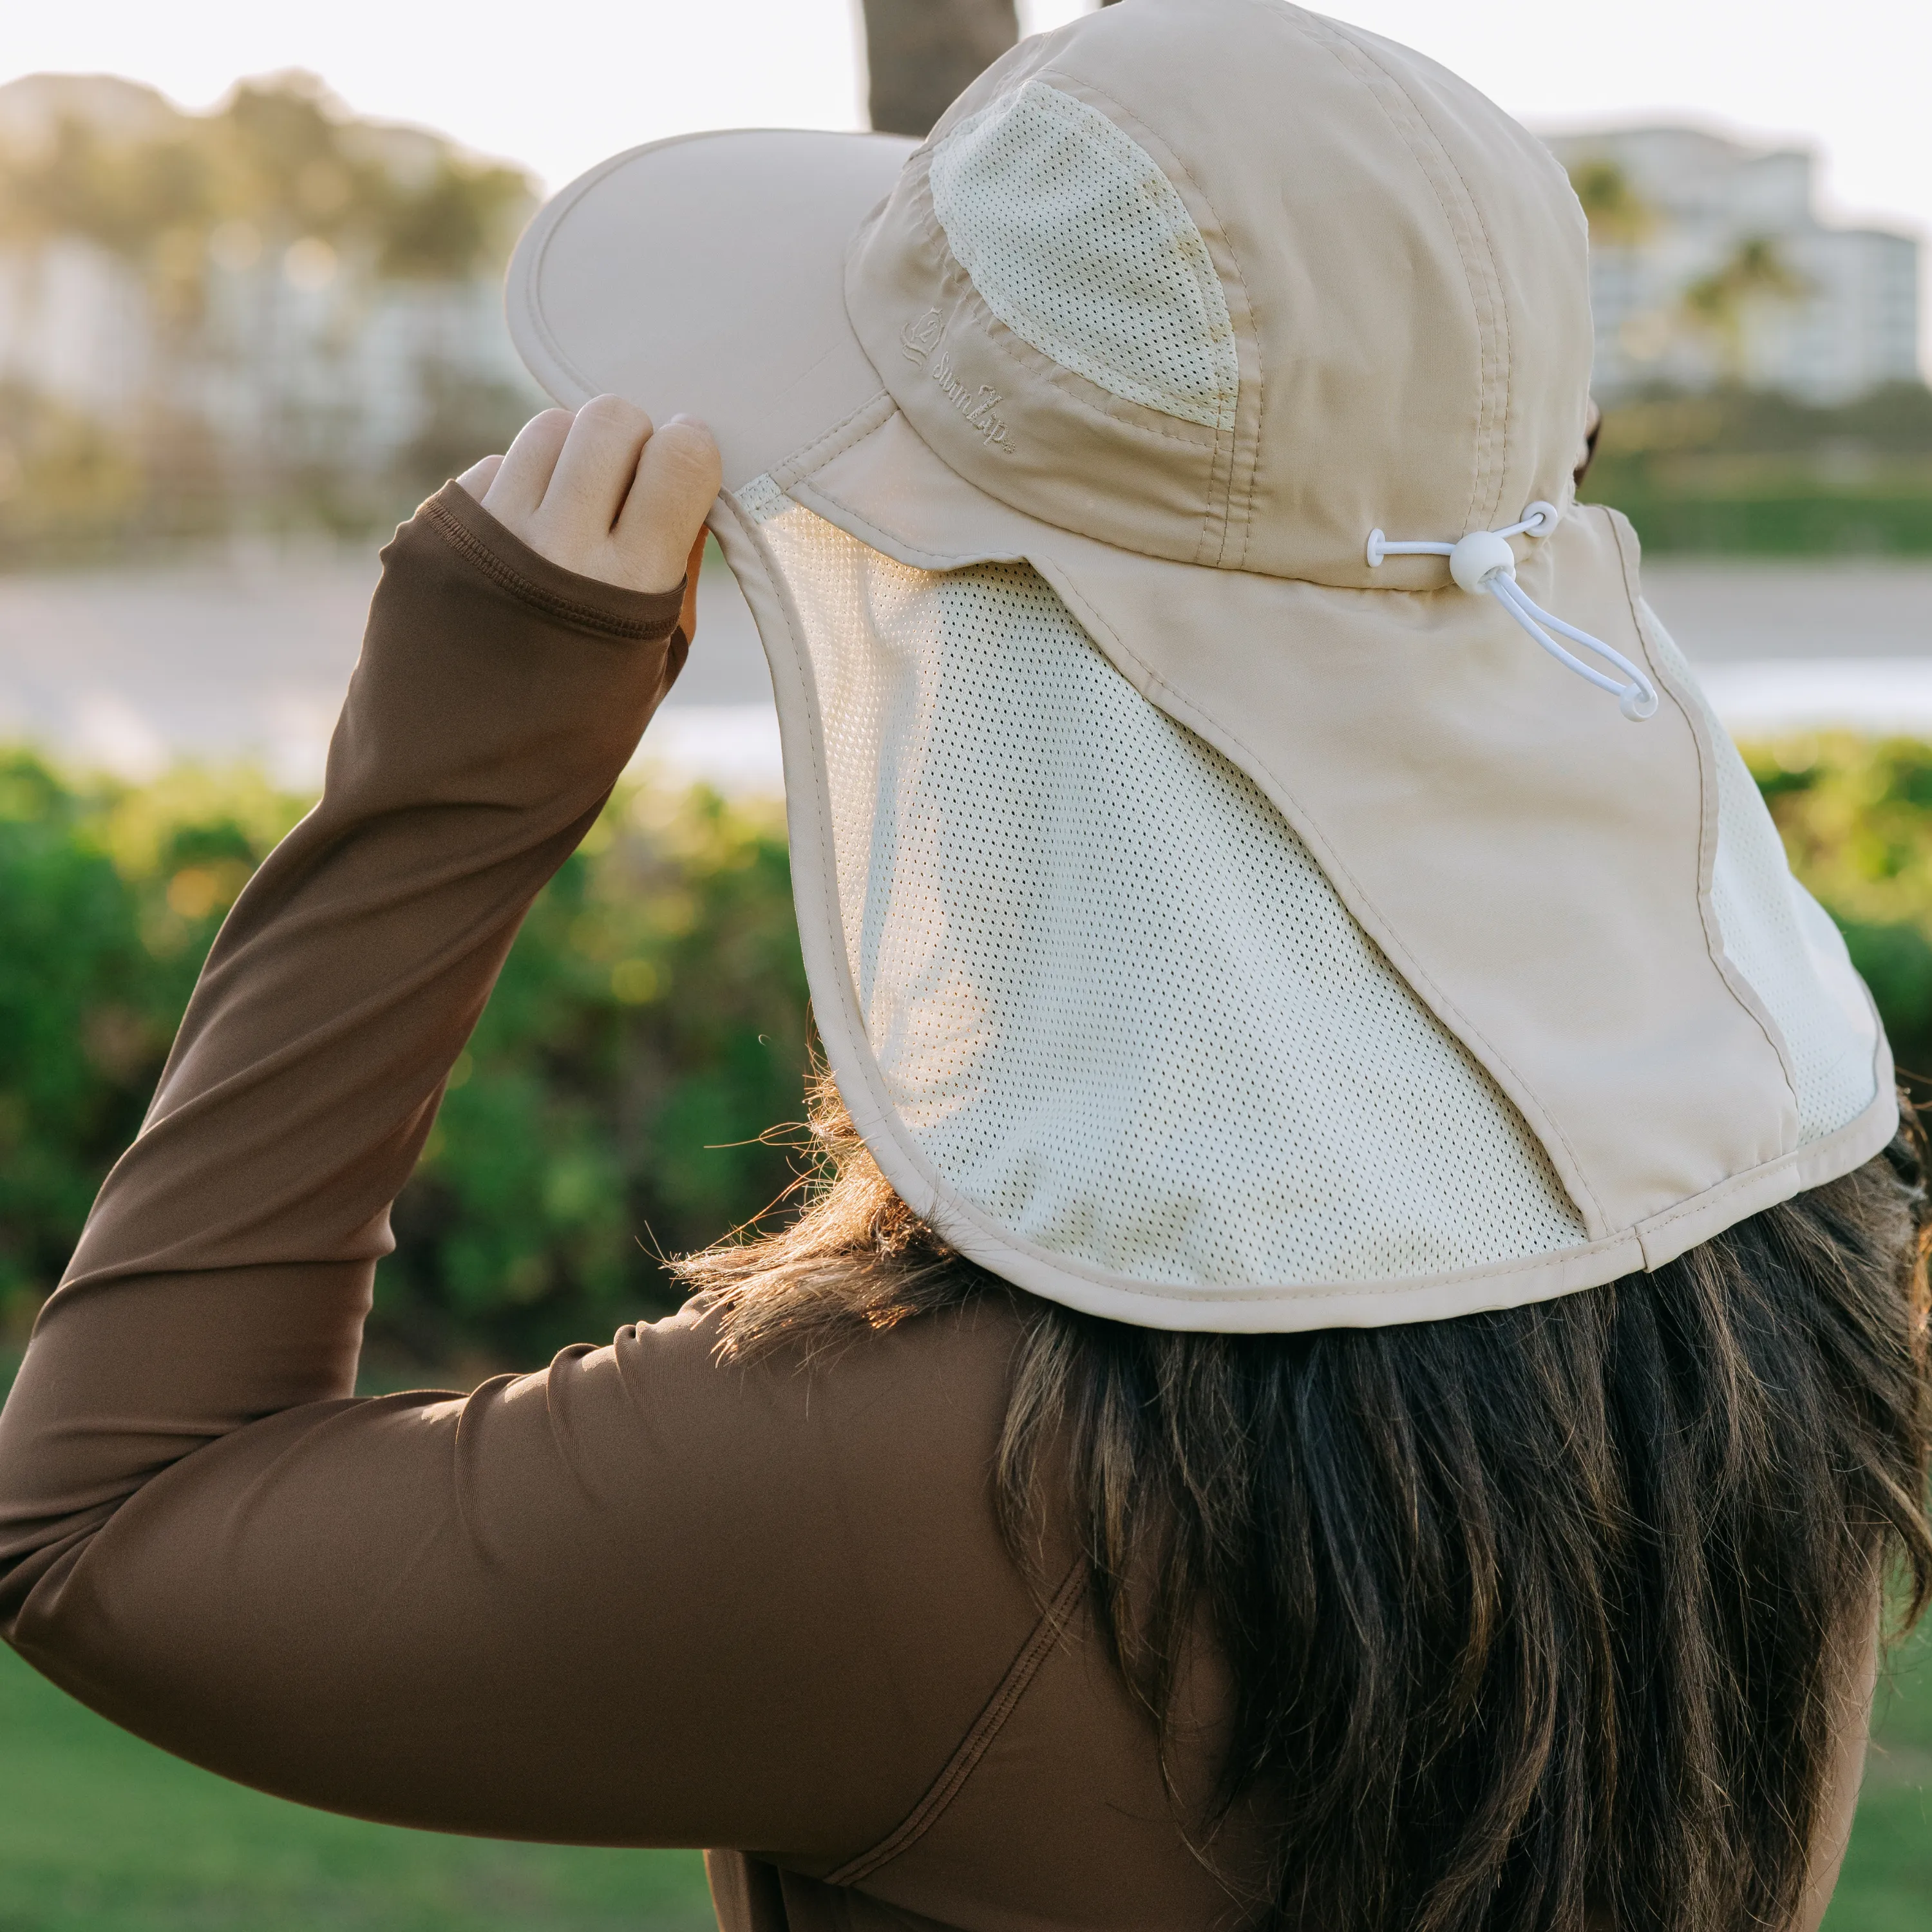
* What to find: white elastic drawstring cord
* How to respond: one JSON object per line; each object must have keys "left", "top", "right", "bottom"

{"left": 1366, "top": 500, "right": 1660, "bottom": 722}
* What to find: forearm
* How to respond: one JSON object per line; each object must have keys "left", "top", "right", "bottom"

{"left": 0, "top": 417, "right": 1027, "bottom": 1864}
{"left": 0, "top": 482, "right": 686, "bottom": 1615}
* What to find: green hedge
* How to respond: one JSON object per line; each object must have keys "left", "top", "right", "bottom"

{"left": 1749, "top": 734, "right": 1932, "bottom": 1088}
{"left": 0, "top": 751, "right": 808, "bottom": 1367}
{"left": 1589, "top": 489, "right": 1932, "bottom": 556}
{"left": 0, "top": 755, "right": 304, "bottom": 1315}
{"left": 1581, "top": 384, "right": 1932, "bottom": 554}
{"left": 6, "top": 735, "right": 1932, "bottom": 1366}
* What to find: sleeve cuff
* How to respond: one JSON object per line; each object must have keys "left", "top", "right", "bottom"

{"left": 412, "top": 482, "right": 688, "bottom": 643}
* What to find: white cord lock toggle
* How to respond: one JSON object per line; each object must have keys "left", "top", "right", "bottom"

{"left": 1365, "top": 502, "right": 1659, "bottom": 723}
{"left": 1447, "top": 529, "right": 1515, "bottom": 594}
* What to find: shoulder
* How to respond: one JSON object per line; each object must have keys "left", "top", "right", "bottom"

{"left": 592, "top": 1289, "right": 1036, "bottom": 1497}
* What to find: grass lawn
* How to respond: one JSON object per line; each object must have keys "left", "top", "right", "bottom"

{"left": 1826, "top": 1619, "right": 1932, "bottom": 1931}
{"left": 0, "top": 1642, "right": 714, "bottom": 1931}
{"left": 0, "top": 1324, "right": 1924, "bottom": 1927}
{"left": 2, "top": 1629, "right": 1925, "bottom": 1931}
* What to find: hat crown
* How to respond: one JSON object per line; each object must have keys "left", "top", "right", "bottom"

{"left": 845, "top": 0, "right": 1595, "bottom": 586}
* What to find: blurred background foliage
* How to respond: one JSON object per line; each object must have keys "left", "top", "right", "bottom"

{"left": 0, "top": 748, "right": 810, "bottom": 1371}
{"left": 0, "top": 23, "right": 1926, "bottom": 570}
{"left": 0, "top": 71, "right": 542, "bottom": 563}
{"left": 1750, "top": 734, "right": 1932, "bottom": 1081}
{"left": 0, "top": 72, "right": 529, "bottom": 278}
{"left": 1582, "top": 383, "right": 1932, "bottom": 553}
{"left": 3, "top": 732, "right": 1930, "bottom": 1370}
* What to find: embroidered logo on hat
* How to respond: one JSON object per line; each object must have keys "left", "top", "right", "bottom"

{"left": 925, "top": 351, "right": 1014, "bottom": 452}
{"left": 899, "top": 308, "right": 944, "bottom": 363}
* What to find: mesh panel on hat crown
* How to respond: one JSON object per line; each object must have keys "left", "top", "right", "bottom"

{"left": 929, "top": 79, "right": 1240, "bottom": 433}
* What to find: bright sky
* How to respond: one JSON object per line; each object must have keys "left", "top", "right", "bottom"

{"left": 5, "top": 0, "right": 1927, "bottom": 238}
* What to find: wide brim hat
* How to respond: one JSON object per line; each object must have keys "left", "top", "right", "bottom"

{"left": 506, "top": 0, "right": 1893, "bottom": 1332}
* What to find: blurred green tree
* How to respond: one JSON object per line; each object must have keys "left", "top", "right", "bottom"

{"left": 1566, "top": 157, "right": 1656, "bottom": 248}
{"left": 0, "top": 74, "right": 535, "bottom": 287}
{"left": 0, "top": 752, "right": 303, "bottom": 1316}
{"left": 379, "top": 784, "right": 811, "bottom": 1367}
{"left": 1581, "top": 381, "right": 1932, "bottom": 554}
{"left": 1747, "top": 734, "right": 1932, "bottom": 1086}
{"left": 1681, "top": 236, "right": 1811, "bottom": 381}
{"left": 0, "top": 74, "right": 540, "bottom": 560}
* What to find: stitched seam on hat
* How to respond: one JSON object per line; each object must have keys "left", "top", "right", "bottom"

{"left": 1103, "top": 648, "right": 1605, "bottom": 1227}
{"left": 1613, "top": 510, "right": 1797, "bottom": 1100}
{"left": 1636, "top": 1080, "right": 1893, "bottom": 1245}
{"left": 826, "top": 1560, "right": 1088, "bottom": 1888}
{"left": 1306, "top": 15, "right": 1508, "bottom": 529}
{"left": 1603, "top": 506, "right": 1804, "bottom": 1113}
{"left": 1318, "top": 23, "right": 1505, "bottom": 532}
{"left": 739, "top": 495, "right": 846, "bottom": 1030}
{"left": 1217, "top": 204, "right": 1265, "bottom": 572}
{"left": 1450, "top": 171, "right": 1511, "bottom": 531}
{"left": 418, "top": 497, "right": 683, "bottom": 640}
{"left": 1022, "top": 73, "right": 1233, "bottom": 565}
{"left": 1363, "top": 73, "right": 1517, "bottom": 535}
{"left": 720, "top": 489, "right": 971, "bottom": 1292}
{"left": 770, "top": 390, "right": 897, "bottom": 493}
{"left": 1289, "top": 13, "right": 1495, "bottom": 539}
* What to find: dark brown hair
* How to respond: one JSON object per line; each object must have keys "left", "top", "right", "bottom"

{"left": 676, "top": 1081, "right": 1932, "bottom": 1932}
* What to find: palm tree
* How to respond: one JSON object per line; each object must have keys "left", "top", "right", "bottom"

{"left": 1681, "top": 236, "right": 1810, "bottom": 382}
{"left": 1567, "top": 158, "right": 1654, "bottom": 248}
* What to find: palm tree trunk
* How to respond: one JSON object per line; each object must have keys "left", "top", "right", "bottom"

{"left": 860, "top": 0, "right": 1021, "bottom": 138}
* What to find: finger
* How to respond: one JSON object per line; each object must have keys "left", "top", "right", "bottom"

{"left": 677, "top": 527, "right": 707, "bottom": 646}
{"left": 486, "top": 409, "right": 575, "bottom": 519}
{"left": 612, "top": 416, "right": 721, "bottom": 593}
{"left": 455, "top": 452, "right": 503, "bottom": 500}
{"left": 539, "top": 393, "right": 654, "bottom": 536}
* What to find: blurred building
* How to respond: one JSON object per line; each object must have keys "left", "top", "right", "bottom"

{"left": 1540, "top": 125, "right": 1920, "bottom": 404}
{"left": 0, "top": 73, "right": 542, "bottom": 549}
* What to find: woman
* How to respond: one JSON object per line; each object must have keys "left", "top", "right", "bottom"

{"left": 2, "top": 5, "right": 1926, "bottom": 1929}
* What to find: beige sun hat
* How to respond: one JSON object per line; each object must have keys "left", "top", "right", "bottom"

{"left": 506, "top": 0, "right": 1892, "bottom": 1332}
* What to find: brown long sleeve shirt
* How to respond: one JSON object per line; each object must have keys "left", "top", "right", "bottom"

{"left": 0, "top": 486, "right": 1249, "bottom": 1932}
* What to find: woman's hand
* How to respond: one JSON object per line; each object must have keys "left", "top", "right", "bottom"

{"left": 457, "top": 396, "right": 721, "bottom": 636}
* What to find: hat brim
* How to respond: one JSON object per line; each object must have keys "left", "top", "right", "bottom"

{"left": 507, "top": 129, "right": 917, "bottom": 490}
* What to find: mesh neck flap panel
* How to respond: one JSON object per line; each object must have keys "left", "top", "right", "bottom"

{"left": 753, "top": 492, "right": 1590, "bottom": 1288}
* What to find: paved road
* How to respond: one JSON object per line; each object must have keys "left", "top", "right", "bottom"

{"left": 1, "top": 548, "right": 1927, "bottom": 791}
{"left": 1640, "top": 558, "right": 1932, "bottom": 663}
{"left": 1645, "top": 560, "right": 1932, "bottom": 739}
{"left": 0, "top": 544, "right": 777, "bottom": 790}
